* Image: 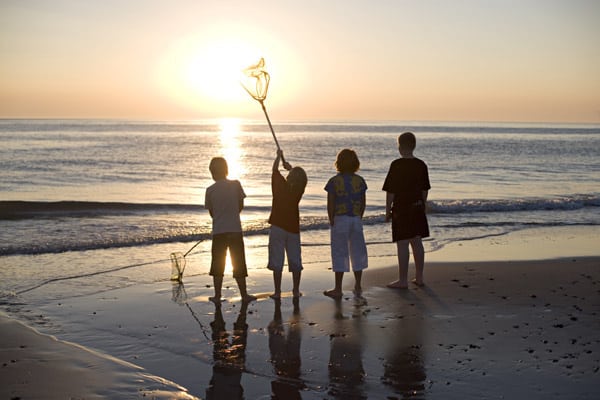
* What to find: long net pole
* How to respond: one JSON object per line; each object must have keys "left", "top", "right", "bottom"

{"left": 242, "top": 58, "right": 286, "bottom": 162}
{"left": 260, "top": 100, "right": 281, "bottom": 151}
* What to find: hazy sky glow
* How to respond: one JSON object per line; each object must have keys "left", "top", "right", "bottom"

{"left": 1, "top": 0, "right": 599, "bottom": 123}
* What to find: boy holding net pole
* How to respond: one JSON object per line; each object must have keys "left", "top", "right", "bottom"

{"left": 267, "top": 149, "right": 307, "bottom": 299}
{"left": 241, "top": 59, "right": 308, "bottom": 298}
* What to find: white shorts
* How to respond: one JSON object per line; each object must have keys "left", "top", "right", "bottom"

{"left": 330, "top": 215, "right": 368, "bottom": 272}
{"left": 267, "top": 225, "right": 303, "bottom": 272}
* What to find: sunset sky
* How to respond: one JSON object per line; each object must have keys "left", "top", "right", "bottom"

{"left": 1, "top": 0, "right": 599, "bottom": 123}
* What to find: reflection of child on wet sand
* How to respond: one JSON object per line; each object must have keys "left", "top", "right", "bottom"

{"left": 268, "top": 299, "right": 303, "bottom": 396}
{"left": 205, "top": 157, "right": 256, "bottom": 303}
{"left": 382, "top": 132, "right": 431, "bottom": 288}
{"left": 267, "top": 150, "right": 308, "bottom": 299}
{"left": 206, "top": 301, "right": 248, "bottom": 400}
{"left": 324, "top": 149, "right": 368, "bottom": 299}
{"left": 328, "top": 299, "right": 366, "bottom": 398}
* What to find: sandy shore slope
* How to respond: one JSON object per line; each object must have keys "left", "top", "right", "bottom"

{"left": 1, "top": 226, "right": 599, "bottom": 399}
{"left": 0, "top": 312, "right": 199, "bottom": 399}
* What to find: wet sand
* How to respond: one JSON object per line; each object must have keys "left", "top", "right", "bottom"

{"left": 1, "top": 227, "right": 600, "bottom": 399}
{"left": 0, "top": 312, "right": 199, "bottom": 399}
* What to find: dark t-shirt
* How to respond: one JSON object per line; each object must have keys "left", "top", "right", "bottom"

{"left": 268, "top": 170, "right": 302, "bottom": 233}
{"left": 382, "top": 157, "right": 431, "bottom": 208}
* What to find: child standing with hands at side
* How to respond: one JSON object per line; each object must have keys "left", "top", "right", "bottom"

{"left": 324, "top": 149, "right": 368, "bottom": 299}
{"left": 267, "top": 150, "right": 308, "bottom": 299}
{"left": 382, "top": 132, "right": 431, "bottom": 288}
{"left": 205, "top": 157, "right": 256, "bottom": 303}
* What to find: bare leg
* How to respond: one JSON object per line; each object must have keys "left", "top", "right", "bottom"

{"left": 324, "top": 272, "right": 344, "bottom": 298}
{"left": 210, "top": 275, "right": 223, "bottom": 303}
{"left": 410, "top": 237, "right": 425, "bottom": 286}
{"left": 353, "top": 270, "right": 363, "bottom": 296}
{"left": 387, "top": 240, "right": 409, "bottom": 289}
{"left": 235, "top": 276, "right": 256, "bottom": 303}
{"left": 271, "top": 270, "right": 282, "bottom": 299}
{"left": 292, "top": 270, "right": 302, "bottom": 297}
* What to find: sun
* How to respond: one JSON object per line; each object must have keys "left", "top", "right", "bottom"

{"left": 156, "top": 34, "right": 264, "bottom": 110}
{"left": 185, "top": 40, "right": 259, "bottom": 102}
{"left": 156, "top": 26, "right": 304, "bottom": 116}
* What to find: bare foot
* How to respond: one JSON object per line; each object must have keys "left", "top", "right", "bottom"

{"left": 386, "top": 280, "right": 408, "bottom": 289}
{"left": 241, "top": 294, "right": 257, "bottom": 303}
{"left": 209, "top": 296, "right": 222, "bottom": 304}
{"left": 323, "top": 289, "right": 342, "bottom": 299}
{"left": 353, "top": 289, "right": 363, "bottom": 297}
{"left": 292, "top": 291, "right": 303, "bottom": 298}
{"left": 269, "top": 292, "right": 281, "bottom": 300}
{"left": 412, "top": 278, "right": 425, "bottom": 287}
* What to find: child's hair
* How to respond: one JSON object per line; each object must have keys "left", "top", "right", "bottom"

{"left": 398, "top": 132, "right": 416, "bottom": 151}
{"left": 335, "top": 149, "right": 360, "bottom": 173}
{"left": 287, "top": 167, "right": 307, "bottom": 195}
{"left": 209, "top": 157, "right": 228, "bottom": 180}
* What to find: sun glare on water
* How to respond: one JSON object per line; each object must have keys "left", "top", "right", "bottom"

{"left": 218, "top": 118, "right": 246, "bottom": 180}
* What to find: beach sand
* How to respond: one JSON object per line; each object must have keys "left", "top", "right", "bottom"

{"left": 0, "top": 312, "right": 199, "bottom": 399}
{"left": 1, "top": 227, "right": 599, "bottom": 399}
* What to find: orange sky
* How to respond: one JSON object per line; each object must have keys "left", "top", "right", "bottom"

{"left": 1, "top": 1, "right": 599, "bottom": 123}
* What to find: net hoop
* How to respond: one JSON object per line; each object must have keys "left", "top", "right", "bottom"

{"left": 170, "top": 252, "right": 186, "bottom": 282}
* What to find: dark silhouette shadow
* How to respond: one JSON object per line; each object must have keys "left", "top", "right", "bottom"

{"left": 382, "top": 346, "right": 426, "bottom": 398}
{"left": 380, "top": 312, "right": 427, "bottom": 398}
{"left": 327, "top": 298, "right": 366, "bottom": 399}
{"left": 268, "top": 297, "right": 304, "bottom": 399}
{"left": 205, "top": 301, "right": 249, "bottom": 400}
{"left": 421, "top": 284, "right": 452, "bottom": 313}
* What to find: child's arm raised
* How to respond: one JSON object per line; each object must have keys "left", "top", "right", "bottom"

{"left": 274, "top": 149, "right": 292, "bottom": 171}
{"left": 272, "top": 151, "right": 281, "bottom": 172}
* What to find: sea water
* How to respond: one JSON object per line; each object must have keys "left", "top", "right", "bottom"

{"left": 1, "top": 119, "right": 599, "bottom": 298}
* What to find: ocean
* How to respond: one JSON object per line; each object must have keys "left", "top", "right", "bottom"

{"left": 1, "top": 119, "right": 599, "bottom": 299}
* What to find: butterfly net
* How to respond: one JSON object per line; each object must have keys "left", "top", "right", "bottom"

{"left": 170, "top": 252, "right": 186, "bottom": 282}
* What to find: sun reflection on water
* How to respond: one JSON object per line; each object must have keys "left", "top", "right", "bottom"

{"left": 218, "top": 118, "right": 246, "bottom": 180}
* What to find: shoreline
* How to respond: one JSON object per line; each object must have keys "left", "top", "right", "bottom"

{"left": 2, "top": 226, "right": 599, "bottom": 399}
{"left": 0, "top": 311, "right": 199, "bottom": 399}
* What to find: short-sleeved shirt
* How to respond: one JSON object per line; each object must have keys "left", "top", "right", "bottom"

{"left": 205, "top": 179, "right": 246, "bottom": 235}
{"left": 382, "top": 158, "right": 431, "bottom": 208}
{"left": 269, "top": 170, "right": 302, "bottom": 233}
{"left": 324, "top": 173, "right": 368, "bottom": 217}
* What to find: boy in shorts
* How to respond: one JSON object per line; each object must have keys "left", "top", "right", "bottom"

{"left": 382, "top": 132, "right": 431, "bottom": 288}
{"left": 205, "top": 157, "right": 256, "bottom": 303}
{"left": 268, "top": 150, "right": 307, "bottom": 299}
{"left": 323, "top": 149, "right": 368, "bottom": 298}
